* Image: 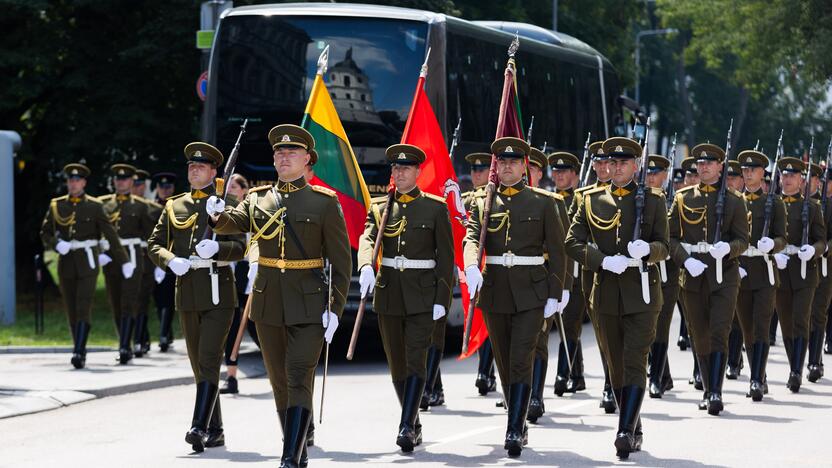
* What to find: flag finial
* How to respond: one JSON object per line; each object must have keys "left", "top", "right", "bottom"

{"left": 509, "top": 33, "right": 520, "bottom": 57}
{"left": 317, "top": 44, "right": 330, "bottom": 75}
{"left": 420, "top": 47, "right": 431, "bottom": 78}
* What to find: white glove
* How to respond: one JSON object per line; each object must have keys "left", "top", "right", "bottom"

{"left": 739, "top": 266, "right": 748, "bottom": 279}
{"left": 601, "top": 255, "right": 629, "bottom": 274}
{"left": 358, "top": 265, "right": 375, "bottom": 298}
{"left": 684, "top": 258, "right": 708, "bottom": 277}
{"left": 195, "top": 239, "right": 219, "bottom": 259}
{"left": 774, "top": 253, "right": 789, "bottom": 270}
{"left": 168, "top": 257, "right": 192, "bottom": 276}
{"left": 205, "top": 196, "right": 226, "bottom": 216}
{"left": 798, "top": 244, "right": 816, "bottom": 261}
{"left": 98, "top": 253, "right": 112, "bottom": 266}
{"left": 322, "top": 311, "right": 339, "bottom": 344}
{"left": 757, "top": 237, "right": 775, "bottom": 254}
{"left": 709, "top": 241, "right": 731, "bottom": 260}
{"left": 627, "top": 239, "right": 650, "bottom": 260}
{"left": 153, "top": 267, "right": 166, "bottom": 284}
{"left": 433, "top": 304, "right": 446, "bottom": 321}
{"left": 245, "top": 262, "right": 258, "bottom": 295}
{"left": 121, "top": 262, "right": 135, "bottom": 279}
{"left": 465, "top": 265, "right": 483, "bottom": 299}
{"left": 55, "top": 240, "right": 71, "bottom": 255}
{"left": 543, "top": 298, "right": 559, "bottom": 319}
{"left": 557, "top": 290, "right": 570, "bottom": 313}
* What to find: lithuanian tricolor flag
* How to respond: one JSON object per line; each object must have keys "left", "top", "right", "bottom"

{"left": 301, "top": 73, "right": 371, "bottom": 250}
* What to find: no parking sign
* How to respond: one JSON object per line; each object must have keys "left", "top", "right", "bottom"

{"left": 196, "top": 71, "right": 208, "bottom": 101}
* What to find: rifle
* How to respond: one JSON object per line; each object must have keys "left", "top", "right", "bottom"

{"left": 202, "top": 119, "right": 248, "bottom": 241}
{"left": 712, "top": 119, "right": 734, "bottom": 284}
{"left": 577, "top": 132, "right": 592, "bottom": 188}
{"left": 320, "top": 260, "right": 333, "bottom": 423}
{"left": 34, "top": 254, "right": 44, "bottom": 335}
{"left": 761, "top": 129, "right": 784, "bottom": 238}
{"left": 820, "top": 137, "right": 832, "bottom": 277}
{"left": 449, "top": 117, "right": 462, "bottom": 160}
{"left": 800, "top": 137, "right": 815, "bottom": 279}
{"left": 665, "top": 133, "right": 678, "bottom": 204}
{"left": 632, "top": 117, "right": 652, "bottom": 304}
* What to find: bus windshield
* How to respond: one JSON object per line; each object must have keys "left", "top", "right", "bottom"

{"left": 212, "top": 15, "right": 429, "bottom": 188}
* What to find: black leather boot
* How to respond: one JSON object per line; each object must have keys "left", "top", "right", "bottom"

{"left": 614, "top": 385, "right": 645, "bottom": 460}
{"left": 527, "top": 357, "right": 547, "bottom": 423}
{"left": 761, "top": 344, "right": 771, "bottom": 394}
{"left": 504, "top": 383, "right": 531, "bottom": 457}
{"left": 397, "top": 375, "right": 425, "bottom": 452}
{"left": 566, "top": 341, "right": 586, "bottom": 392}
{"left": 726, "top": 329, "right": 743, "bottom": 379}
{"left": 770, "top": 313, "right": 778, "bottom": 345}
{"left": 788, "top": 336, "right": 806, "bottom": 392}
{"left": 71, "top": 321, "right": 90, "bottom": 369}
{"left": 661, "top": 357, "right": 674, "bottom": 393}
{"left": 648, "top": 342, "right": 668, "bottom": 398}
{"left": 280, "top": 407, "right": 311, "bottom": 468}
{"left": 278, "top": 410, "right": 309, "bottom": 467}
{"left": 117, "top": 316, "right": 134, "bottom": 365}
{"left": 429, "top": 371, "right": 445, "bottom": 407}
{"left": 807, "top": 329, "right": 824, "bottom": 382}
{"left": 159, "top": 307, "right": 172, "bottom": 352}
{"left": 133, "top": 314, "right": 148, "bottom": 358}
{"left": 600, "top": 360, "right": 616, "bottom": 413}
{"left": 825, "top": 316, "right": 832, "bottom": 354}
{"left": 691, "top": 345, "right": 704, "bottom": 390}
{"left": 475, "top": 339, "right": 496, "bottom": 395}
{"left": 420, "top": 346, "right": 442, "bottom": 410}
{"left": 678, "top": 311, "right": 689, "bottom": 350}
{"left": 747, "top": 342, "right": 766, "bottom": 401}
{"left": 206, "top": 397, "right": 225, "bottom": 447}
{"left": 707, "top": 352, "right": 726, "bottom": 415}
{"left": 185, "top": 381, "right": 218, "bottom": 453}
{"left": 553, "top": 341, "right": 569, "bottom": 396}
{"left": 697, "top": 354, "right": 710, "bottom": 410}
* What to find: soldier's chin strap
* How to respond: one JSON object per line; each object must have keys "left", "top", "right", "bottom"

{"left": 272, "top": 188, "right": 329, "bottom": 286}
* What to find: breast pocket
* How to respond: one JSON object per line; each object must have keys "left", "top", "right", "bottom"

{"left": 295, "top": 213, "right": 321, "bottom": 247}
{"left": 409, "top": 219, "right": 434, "bottom": 247}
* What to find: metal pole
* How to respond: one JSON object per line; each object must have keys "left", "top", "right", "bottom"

{"left": 0, "top": 131, "right": 21, "bottom": 325}
{"left": 552, "top": 0, "right": 558, "bottom": 32}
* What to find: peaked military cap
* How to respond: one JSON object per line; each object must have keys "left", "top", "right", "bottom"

{"left": 647, "top": 154, "right": 670, "bottom": 173}
{"left": 778, "top": 157, "right": 805, "bottom": 174}
{"left": 549, "top": 151, "right": 580, "bottom": 171}
{"left": 588, "top": 141, "right": 608, "bottom": 160}
{"left": 133, "top": 169, "right": 150, "bottom": 182}
{"left": 681, "top": 157, "right": 698, "bottom": 174}
{"left": 727, "top": 160, "right": 741, "bottom": 177}
{"left": 184, "top": 142, "right": 224, "bottom": 167}
{"left": 110, "top": 163, "right": 137, "bottom": 179}
{"left": 764, "top": 170, "right": 771, "bottom": 183}
{"left": 673, "top": 168, "right": 685, "bottom": 182}
{"left": 386, "top": 144, "right": 425, "bottom": 166}
{"left": 602, "top": 137, "right": 642, "bottom": 159}
{"left": 809, "top": 163, "right": 823, "bottom": 178}
{"left": 691, "top": 143, "right": 726, "bottom": 162}
{"left": 465, "top": 152, "right": 491, "bottom": 168}
{"left": 738, "top": 150, "right": 769, "bottom": 168}
{"left": 269, "top": 124, "right": 315, "bottom": 152}
{"left": 528, "top": 147, "right": 548, "bottom": 168}
{"left": 152, "top": 172, "right": 177, "bottom": 187}
{"left": 491, "top": 137, "right": 530, "bottom": 159}
{"left": 63, "top": 163, "right": 91, "bottom": 179}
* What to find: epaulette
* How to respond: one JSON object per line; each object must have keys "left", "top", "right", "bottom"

{"left": 310, "top": 185, "right": 336, "bottom": 197}
{"left": 648, "top": 187, "right": 664, "bottom": 197}
{"left": 96, "top": 193, "right": 114, "bottom": 202}
{"left": 422, "top": 192, "right": 446, "bottom": 204}
{"left": 575, "top": 185, "right": 597, "bottom": 195}
{"left": 530, "top": 186, "right": 561, "bottom": 200}
{"left": 676, "top": 185, "right": 696, "bottom": 195}
{"left": 165, "top": 192, "right": 188, "bottom": 202}
{"left": 584, "top": 185, "right": 608, "bottom": 196}
{"left": 371, "top": 195, "right": 388, "bottom": 204}
{"left": 249, "top": 184, "right": 272, "bottom": 193}
{"left": 85, "top": 194, "right": 103, "bottom": 204}
{"left": 52, "top": 195, "right": 69, "bottom": 202}
{"left": 728, "top": 188, "right": 744, "bottom": 199}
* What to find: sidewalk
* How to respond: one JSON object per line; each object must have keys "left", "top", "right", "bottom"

{"left": 0, "top": 340, "right": 264, "bottom": 419}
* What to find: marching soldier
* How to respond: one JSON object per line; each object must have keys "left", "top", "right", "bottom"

{"left": 725, "top": 160, "right": 746, "bottom": 378}
{"left": 357, "top": 144, "right": 453, "bottom": 452}
{"left": 668, "top": 143, "right": 749, "bottom": 415}
{"left": 644, "top": 154, "right": 676, "bottom": 398}
{"left": 678, "top": 157, "right": 699, "bottom": 383}
{"left": 807, "top": 163, "right": 831, "bottom": 383}
{"left": 773, "top": 157, "right": 826, "bottom": 393}
{"left": 566, "top": 141, "right": 617, "bottom": 412}
{"left": 527, "top": 147, "right": 571, "bottom": 423}
{"left": 464, "top": 137, "right": 566, "bottom": 457}
{"left": 566, "top": 137, "right": 669, "bottom": 459}
{"left": 148, "top": 143, "right": 245, "bottom": 453}
{"left": 682, "top": 157, "right": 700, "bottom": 188}
{"left": 40, "top": 164, "right": 128, "bottom": 369}
{"left": 735, "top": 150, "right": 786, "bottom": 401}
{"left": 132, "top": 168, "right": 162, "bottom": 357}
{"left": 463, "top": 152, "right": 498, "bottom": 396}
{"left": 151, "top": 172, "right": 178, "bottom": 351}
{"left": 208, "top": 125, "right": 350, "bottom": 467}
{"left": 99, "top": 164, "right": 155, "bottom": 364}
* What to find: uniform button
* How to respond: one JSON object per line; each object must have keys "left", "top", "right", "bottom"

{"left": 507, "top": 237, "right": 512, "bottom": 241}
{"left": 306, "top": 218, "right": 310, "bottom": 222}
{"left": 401, "top": 241, "right": 406, "bottom": 245}
{"left": 507, "top": 197, "right": 511, "bottom": 201}
{"left": 402, "top": 204, "right": 407, "bottom": 208}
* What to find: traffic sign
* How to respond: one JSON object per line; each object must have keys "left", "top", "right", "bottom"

{"left": 196, "top": 71, "right": 208, "bottom": 101}
{"left": 196, "top": 30, "right": 215, "bottom": 50}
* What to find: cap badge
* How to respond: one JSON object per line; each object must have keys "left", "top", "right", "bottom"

{"left": 194, "top": 150, "right": 202, "bottom": 157}
{"left": 787, "top": 164, "right": 793, "bottom": 170}
{"left": 700, "top": 151, "right": 708, "bottom": 158}
{"left": 649, "top": 161, "right": 655, "bottom": 167}
{"left": 557, "top": 159, "right": 564, "bottom": 165}
{"left": 118, "top": 169, "right": 125, "bottom": 175}
{"left": 505, "top": 146, "right": 513, "bottom": 153}
{"left": 281, "top": 134, "right": 291, "bottom": 142}
{"left": 615, "top": 145, "right": 623, "bottom": 152}
{"left": 398, "top": 152, "right": 407, "bottom": 160}
{"left": 71, "top": 169, "right": 78, "bottom": 175}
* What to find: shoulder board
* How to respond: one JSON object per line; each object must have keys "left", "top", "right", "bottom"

{"left": 648, "top": 187, "right": 664, "bottom": 197}
{"left": 422, "top": 192, "right": 446, "bottom": 204}
{"left": 310, "top": 185, "right": 337, "bottom": 197}
{"left": 584, "top": 185, "right": 608, "bottom": 196}
{"left": 52, "top": 195, "right": 69, "bottom": 202}
{"left": 677, "top": 185, "right": 696, "bottom": 194}
{"left": 371, "top": 195, "right": 388, "bottom": 204}
{"left": 529, "top": 186, "right": 558, "bottom": 199}
{"left": 85, "top": 195, "right": 103, "bottom": 205}
{"left": 249, "top": 185, "right": 272, "bottom": 193}
{"left": 145, "top": 198, "right": 163, "bottom": 209}
{"left": 728, "top": 188, "right": 743, "bottom": 198}
{"left": 97, "top": 194, "right": 114, "bottom": 202}
{"left": 810, "top": 197, "right": 822, "bottom": 206}
{"left": 461, "top": 190, "right": 472, "bottom": 198}
{"left": 166, "top": 192, "right": 188, "bottom": 201}
{"left": 575, "top": 185, "right": 596, "bottom": 194}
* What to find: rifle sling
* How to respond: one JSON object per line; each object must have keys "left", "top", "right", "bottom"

{"left": 272, "top": 188, "right": 329, "bottom": 285}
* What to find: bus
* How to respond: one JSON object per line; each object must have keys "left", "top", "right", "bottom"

{"left": 202, "top": 2, "right": 624, "bottom": 336}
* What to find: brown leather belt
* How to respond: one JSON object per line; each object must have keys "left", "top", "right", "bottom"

{"left": 260, "top": 256, "right": 324, "bottom": 270}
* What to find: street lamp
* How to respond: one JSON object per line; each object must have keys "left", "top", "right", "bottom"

{"left": 635, "top": 28, "right": 678, "bottom": 104}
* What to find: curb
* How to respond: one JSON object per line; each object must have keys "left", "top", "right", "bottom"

{"left": 0, "top": 346, "right": 113, "bottom": 354}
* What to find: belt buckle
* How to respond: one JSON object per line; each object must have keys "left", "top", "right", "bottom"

{"left": 503, "top": 252, "right": 515, "bottom": 268}
{"left": 276, "top": 258, "right": 286, "bottom": 269}
{"left": 394, "top": 256, "right": 406, "bottom": 271}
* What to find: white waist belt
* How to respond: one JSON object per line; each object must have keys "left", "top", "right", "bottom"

{"left": 140, "top": 240, "right": 148, "bottom": 248}
{"left": 485, "top": 253, "right": 545, "bottom": 268}
{"left": 188, "top": 256, "right": 232, "bottom": 269}
{"left": 381, "top": 256, "right": 436, "bottom": 270}
{"left": 681, "top": 242, "right": 711, "bottom": 254}
{"left": 624, "top": 258, "right": 644, "bottom": 268}
{"left": 742, "top": 247, "right": 768, "bottom": 257}
{"left": 782, "top": 245, "right": 800, "bottom": 255}
{"left": 69, "top": 240, "right": 99, "bottom": 269}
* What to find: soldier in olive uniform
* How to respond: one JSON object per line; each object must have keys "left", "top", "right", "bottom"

{"left": 464, "top": 137, "right": 566, "bottom": 457}
{"left": 807, "top": 163, "right": 831, "bottom": 382}
{"left": 678, "top": 157, "right": 698, "bottom": 383}
{"left": 526, "top": 147, "right": 571, "bottom": 423}
{"left": 40, "top": 164, "right": 129, "bottom": 369}
{"left": 148, "top": 143, "right": 245, "bottom": 453}
{"left": 735, "top": 150, "right": 787, "bottom": 401}
{"left": 209, "top": 125, "right": 351, "bottom": 467}
{"left": 772, "top": 157, "right": 826, "bottom": 392}
{"left": 566, "top": 142, "right": 617, "bottom": 412}
{"left": 152, "top": 172, "right": 178, "bottom": 351}
{"left": 725, "top": 160, "right": 747, "bottom": 378}
{"left": 668, "top": 144, "right": 749, "bottom": 415}
{"left": 357, "top": 144, "right": 453, "bottom": 452}
{"left": 644, "top": 154, "right": 677, "bottom": 398}
{"left": 463, "top": 152, "right": 499, "bottom": 396}
{"left": 566, "top": 137, "right": 669, "bottom": 459}
{"left": 132, "top": 168, "right": 163, "bottom": 357}
{"left": 99, "top": 164, "right": 156, "bottom": 364}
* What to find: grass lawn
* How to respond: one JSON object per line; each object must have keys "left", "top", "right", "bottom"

{"left": 1, "top": 252, "right": 181, "bottom": 347}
